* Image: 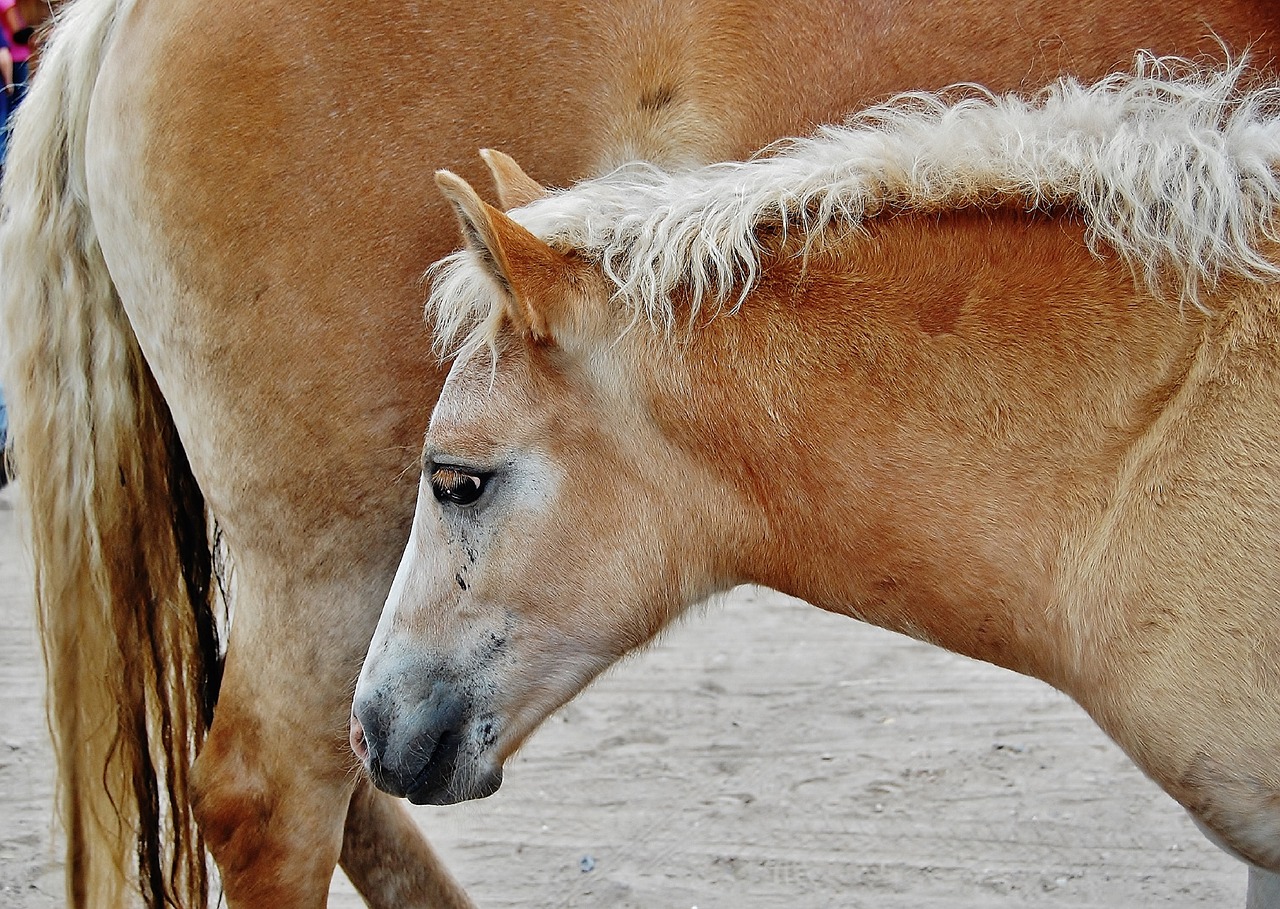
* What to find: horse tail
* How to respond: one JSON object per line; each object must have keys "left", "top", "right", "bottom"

{"left": 1, "top": 1, "right": 222, "bottom": 907}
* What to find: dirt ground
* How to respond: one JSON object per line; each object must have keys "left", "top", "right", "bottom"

{"left": 0, "top": 479, "right": 1250, "bottom": 908}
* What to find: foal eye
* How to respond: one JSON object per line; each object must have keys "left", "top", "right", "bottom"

{"left": 429, "top": 467, "right": 488, "bottom": 507}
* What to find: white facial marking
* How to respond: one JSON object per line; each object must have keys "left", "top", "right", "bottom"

{"left": 358, "top": 478, "right": 450, "bottom": 693}
{"left": 429, "top": 346, "right": 493, "bottom": 433}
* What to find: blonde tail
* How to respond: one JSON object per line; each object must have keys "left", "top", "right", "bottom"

{"left": 1, "top": 0, "right": 222, "bottom": 906}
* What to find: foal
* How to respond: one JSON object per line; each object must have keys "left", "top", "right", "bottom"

{"left": 355, "top": 61, "right": 1280, "bottom": 905}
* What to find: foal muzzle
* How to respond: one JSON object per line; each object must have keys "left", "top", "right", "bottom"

{"left": 350, "top": 681, "right": 502, "bottom": 804}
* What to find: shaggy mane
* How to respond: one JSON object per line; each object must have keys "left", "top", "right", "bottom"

{"left": 430, "top": 55, "right": 1280, "bottom": 356}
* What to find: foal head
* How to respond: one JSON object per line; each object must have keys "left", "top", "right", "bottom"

{"left": 351, "top": 154, "right": 751, "bottom": 804}
{"left": 351, "top": 60, "right": 1280, "bottom": 803}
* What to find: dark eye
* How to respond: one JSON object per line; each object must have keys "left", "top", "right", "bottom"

{"left": 429, "top": 467, "right": 488, "bottom": 507}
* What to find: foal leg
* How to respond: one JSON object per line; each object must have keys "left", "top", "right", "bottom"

{"left": 1249, "top": 868, "right": 1280, "bottom": 909}
{"left": 341, "top": 780, "right": 475, "bottom": 909}
{"left": 1197, "top": 817, "right": 1280, "bottom": 909}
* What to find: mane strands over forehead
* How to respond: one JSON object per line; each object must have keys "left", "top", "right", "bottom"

{"left": 428, "top": 248, "right": 511, "bottom": 361}
{"left": 428, "top": 55, "right": 1280, "bottom": 356}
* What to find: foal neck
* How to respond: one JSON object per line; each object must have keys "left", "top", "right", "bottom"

{"left": 652, "top": 208, "right": 1207, "bottom": 684}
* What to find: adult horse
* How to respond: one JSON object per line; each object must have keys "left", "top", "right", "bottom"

{"left": 352, "top": 58, "right": 1280, "bottom": 905}
{"left": 5, "top": 2, "right": 1280, "bottom": 908}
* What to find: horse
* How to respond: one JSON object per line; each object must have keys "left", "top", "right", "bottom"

{"left": 352, "top": 59, "right": 1280, "bottom": 907}
{"left": 5, "top": 0, "right": 1280, "bottom": 906}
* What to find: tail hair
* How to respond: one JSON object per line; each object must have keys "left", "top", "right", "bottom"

{"left": 1, "top": 0, "right": 223, "bottom": 905}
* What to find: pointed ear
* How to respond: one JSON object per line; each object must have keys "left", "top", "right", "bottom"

{"left": 435, "top": 169, "right": 570, "bottom": 340}
{"left": 479, "top": 148, "right": 547, "bottom": 209}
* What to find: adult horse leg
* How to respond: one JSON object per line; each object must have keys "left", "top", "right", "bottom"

{"left": 188, "top": 560, "right": 470, "bottom": 907}
{"left": 341, "top": 780, "right": 472, "bottom": 909}
{"left": 75, "top": 0, "right": 474, "bottom": 904}
{"left": 87, "top": 199, "right": 467, "bottom": 902}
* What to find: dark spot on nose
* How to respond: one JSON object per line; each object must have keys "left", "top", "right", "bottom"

{"left": 483, "top": 632, "right": 506, "bottom": 659}
{"left": 639, "top": 84, "right": 678, "bottom": 113}
{"left": 456, "top": 573, "right": 468, "bottom": 591}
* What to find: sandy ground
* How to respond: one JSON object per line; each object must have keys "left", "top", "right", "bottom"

{"left": 0, "top": 478, "right": 1250, "bottom": 908}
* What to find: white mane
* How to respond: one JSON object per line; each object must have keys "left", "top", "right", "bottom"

{"left": 430, "top": 56, "right": 1280, "bottom": 354}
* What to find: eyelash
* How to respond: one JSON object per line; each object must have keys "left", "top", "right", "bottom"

{"left": 429, "top": 466, "right": 489, "bottom": 507}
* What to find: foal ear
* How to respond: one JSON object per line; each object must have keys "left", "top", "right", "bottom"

{"left": 479, "top": 148, "right": 547, "bottom": 209}
{"left": 435, "top": 169, "right": 570, "bottom": 341}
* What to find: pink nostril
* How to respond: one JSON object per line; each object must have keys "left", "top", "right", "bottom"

{"left": 350, "top": 711, "right": 369, "bottom": 762}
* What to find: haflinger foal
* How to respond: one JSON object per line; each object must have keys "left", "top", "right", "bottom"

{"left": 352, "top": 59, "right": 1280, "bottom": 903}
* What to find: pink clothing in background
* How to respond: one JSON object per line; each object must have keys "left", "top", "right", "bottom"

{"left": 0, "top": 0, "right": 29, "bottom": 64}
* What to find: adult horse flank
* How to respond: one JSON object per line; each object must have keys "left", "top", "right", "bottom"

{"left": 353, "top": 59, "right": 1280, "bottom": 907}
{"left": 4, "top": 0, "right": 1280, "bottom": 906}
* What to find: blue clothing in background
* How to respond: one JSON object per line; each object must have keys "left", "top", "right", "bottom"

{"left": 0, "top": 17, "right": 23, "bottom": 166}
{"left": 0, "top": 57, "right": 25, "bottom": 165}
